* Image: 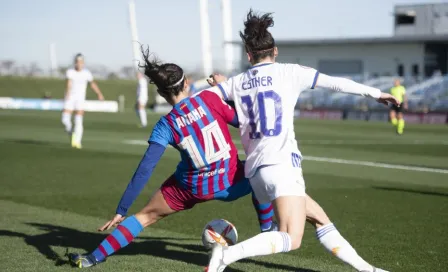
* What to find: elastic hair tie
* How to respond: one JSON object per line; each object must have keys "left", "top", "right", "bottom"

{"left": 167, "top": 74, "right": 185, "bottom": 88}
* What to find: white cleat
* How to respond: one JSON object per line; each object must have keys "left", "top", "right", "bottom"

{"left": 205, "top": 244, "right": 227, "bottom": 272}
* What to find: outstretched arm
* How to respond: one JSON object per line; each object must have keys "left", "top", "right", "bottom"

{"left": 99, "top": 143, "right": 166, "bottom": 231}
{"left": 403, "top": 93, "right": 408, "bottom": 110}
{"left": 90, "top": 81, "right": 104, "bottom": 100}
{"left": 316, "top": 73, "right": 400, "bottom": 106}
{"left": 115, "top": 143, "right": 166, "bottom": 216}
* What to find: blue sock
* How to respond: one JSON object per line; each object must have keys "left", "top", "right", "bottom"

{"left": 91, "top": 215, "right": 143, "bottom": 262}
{"left": 251, "top": 193, "right": 274, "bottom": 231}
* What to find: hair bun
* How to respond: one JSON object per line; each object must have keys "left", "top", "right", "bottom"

{"left": 243, "top": 9, "right": 274, "bottom": 38}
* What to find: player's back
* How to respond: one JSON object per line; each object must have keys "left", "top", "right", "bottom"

{"left": 66, "top": 68, "right": 93, "bottom": 97}
{"left": 221, "top": 63, "right": 319, "bottom": 177}
{"left": 153, "top": 91, "right": 242, "bottom": 196}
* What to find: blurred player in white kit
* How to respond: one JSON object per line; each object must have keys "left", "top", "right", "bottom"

{"left": 135, "top": 72, "right": 148, "bottom": 127}
{"left": 62, "top": 54, "right": 104, "bottom": 149}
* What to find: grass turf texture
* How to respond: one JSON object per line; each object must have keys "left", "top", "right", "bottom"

{"left": 0, "top": 110, "right": 447, "bottom": 272}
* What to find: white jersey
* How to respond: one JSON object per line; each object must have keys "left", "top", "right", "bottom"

{"left": 217, "top": 62, "right": 319, "bottom": 178}
{"left": 66, "top": 68, "right": 93, "bottom": 99}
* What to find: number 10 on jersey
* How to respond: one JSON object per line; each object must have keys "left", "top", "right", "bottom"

{"left": 241, "top": 90, "right": 282, "bottom": 139}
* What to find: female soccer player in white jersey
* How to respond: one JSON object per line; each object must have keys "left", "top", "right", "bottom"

{"left": 136, "top": 72, "right": 148, "bottom": 127}
{"left": 62, "top": 54, "right": 104, "bottom": 149}
{"left": 206, "top": 10, "right": 399, "bottom": 272}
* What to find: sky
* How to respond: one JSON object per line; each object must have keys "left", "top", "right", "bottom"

{"left": 0, "top": 0, "right": 443, "bottom": 72}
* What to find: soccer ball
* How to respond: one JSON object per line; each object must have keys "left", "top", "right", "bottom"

{"left": 201, "top": 219, "right": 238, "bottom": 249}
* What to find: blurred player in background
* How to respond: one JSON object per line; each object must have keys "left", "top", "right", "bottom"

{"left": 389, "top": 79, "right": 407, "bottom": 135}
{"left": 206, "top": 10, "right": 398, "bottom": 272}
{"left": 62, "top": 54, "right": 104, "bottom": 149}
{"left": 67, "top": 48, "right": 275, "bottom": 268}
{"left": 136, "top": 72, "right": 148, "bottom": 127}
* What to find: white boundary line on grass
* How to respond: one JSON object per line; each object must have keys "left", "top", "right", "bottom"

{"left": 122, "top": 140, "right": 448, "bottom": 174}
{"left": 304, "top": 156, "right": 448, "bottom": 175}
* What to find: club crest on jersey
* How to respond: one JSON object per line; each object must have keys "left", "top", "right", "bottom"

{"left": 176, "top": 106, "right": 207, "bottom": 128}
{"left": 252, "top": 69, "right": 258, "bottom": 76}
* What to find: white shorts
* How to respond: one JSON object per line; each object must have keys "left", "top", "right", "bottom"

{"left": 64, "top": 97, "right": 85, "bottom": 111}
{"left": 249, "top": 164, "right": 306, "bottom": 204}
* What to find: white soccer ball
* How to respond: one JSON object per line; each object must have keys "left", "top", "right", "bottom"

{"left": 201, "top": 219, "right": 238, "bottom": 249}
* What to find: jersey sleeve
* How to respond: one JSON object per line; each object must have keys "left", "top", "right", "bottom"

{"left": 202, "top": 91, "right": 238, "bottom": 126}
{"left": 148, "top": 117, "right": 175, "bottom": 147}
{"left": 65, "top": 69, "right": 73, "bottom": 80}
{"left": 115, "top": 142, "right": 166, "bottom": 216}
{"left": 208, "top": 77, "right": 234, "bottom": 101}
{"left": 289, "top": 64, "right": 320, "bottom": 91}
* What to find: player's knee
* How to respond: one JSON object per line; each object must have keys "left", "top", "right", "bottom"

{"left": 279, "top": 225, "right": 304, "bottom": 250}
{"left": 135, "top": 210, "right": 161, "bottom": 227}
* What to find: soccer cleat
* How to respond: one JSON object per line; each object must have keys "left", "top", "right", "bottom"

{"left": 206, "top": 244, "right": 227, "bottom": 272}
{"left": 68, "top": 253, "right": 102, "bottom": 268}
{"left": 261, "top": 221, "right": 278, "bottom": 232}
{"left": 71, "top": 134, "right": 76, "bottom": 147}
{"left": 137, "top": 124, "right": 147, "bottom": 128}
{"left": 72, "top": 143, "right": 82, "bottom": 149}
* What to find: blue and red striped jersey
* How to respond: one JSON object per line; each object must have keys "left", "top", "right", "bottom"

{"left": 149, "top": 91, "right": 243, "bottom": 196}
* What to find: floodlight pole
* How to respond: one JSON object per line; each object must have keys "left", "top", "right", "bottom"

{"left": 199, "top": 0, "right": 213, "bottom": 77}
{"left": 129, "top": 0, "right": 141, "bottom": 72}
{"left": 221, "top": 0, "right": 233, "bottom": 74}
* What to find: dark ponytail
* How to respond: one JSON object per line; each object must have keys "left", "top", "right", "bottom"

{"left": 239, "top": 9, "right": 275, "bottom": 63}
{"left": 140, "top": 46, "right": 185, "bottom": 101}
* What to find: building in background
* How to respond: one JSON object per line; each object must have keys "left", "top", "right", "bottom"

{"left": 234, "top": 3, "right": 448, "bottom": 81}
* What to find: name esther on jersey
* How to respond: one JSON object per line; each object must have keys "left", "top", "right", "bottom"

{"left": 242, "top": 76, "right": 273, "bottom": 90}
{"left": 175, "top": 106, "right": 207, "bottom": 128}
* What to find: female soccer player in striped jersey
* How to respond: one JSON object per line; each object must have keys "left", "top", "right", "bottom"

{"left": 206, "top": 10, "right": 398, "bottom": 272}
{"left": 67, "top": 47, "right": 275, "bottom": 268}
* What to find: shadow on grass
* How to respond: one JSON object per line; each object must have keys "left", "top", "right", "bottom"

{"left": 373, "top": 186, "right": 448, "bottom": 197}
{"left": 0, "top": 223, "right": 318, "bottom": 272}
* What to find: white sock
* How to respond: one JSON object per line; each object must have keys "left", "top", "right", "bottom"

{"left": 138, "top": 108, "right": 147, "bottom": 127}
{"left": 317, "top": 223, "right": 372, "bottom": 272}
{"left": 74, "top": 115, "right": 84, "bottom": 145}
{"left": 62, "top": 112, "right": 72, "bottom": 132}
{"left": 223, "top": 231, "right": 291, "bottom": 265}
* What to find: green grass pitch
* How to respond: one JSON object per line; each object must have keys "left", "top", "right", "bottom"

{"left": 0, "top": 109, "right": 447, "bottom": 272}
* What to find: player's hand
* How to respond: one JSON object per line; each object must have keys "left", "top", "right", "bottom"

{"left": 376, "top": 92, "right": 399, "bottom": 106}
{"left": 98, "top": 214, "right": 125, "bottom": 231}
{"left": 207, "top": 73, "right": 227, "bottom": 87}
{"left": 98, "top": 94, "right": 105, "bottom": 101}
